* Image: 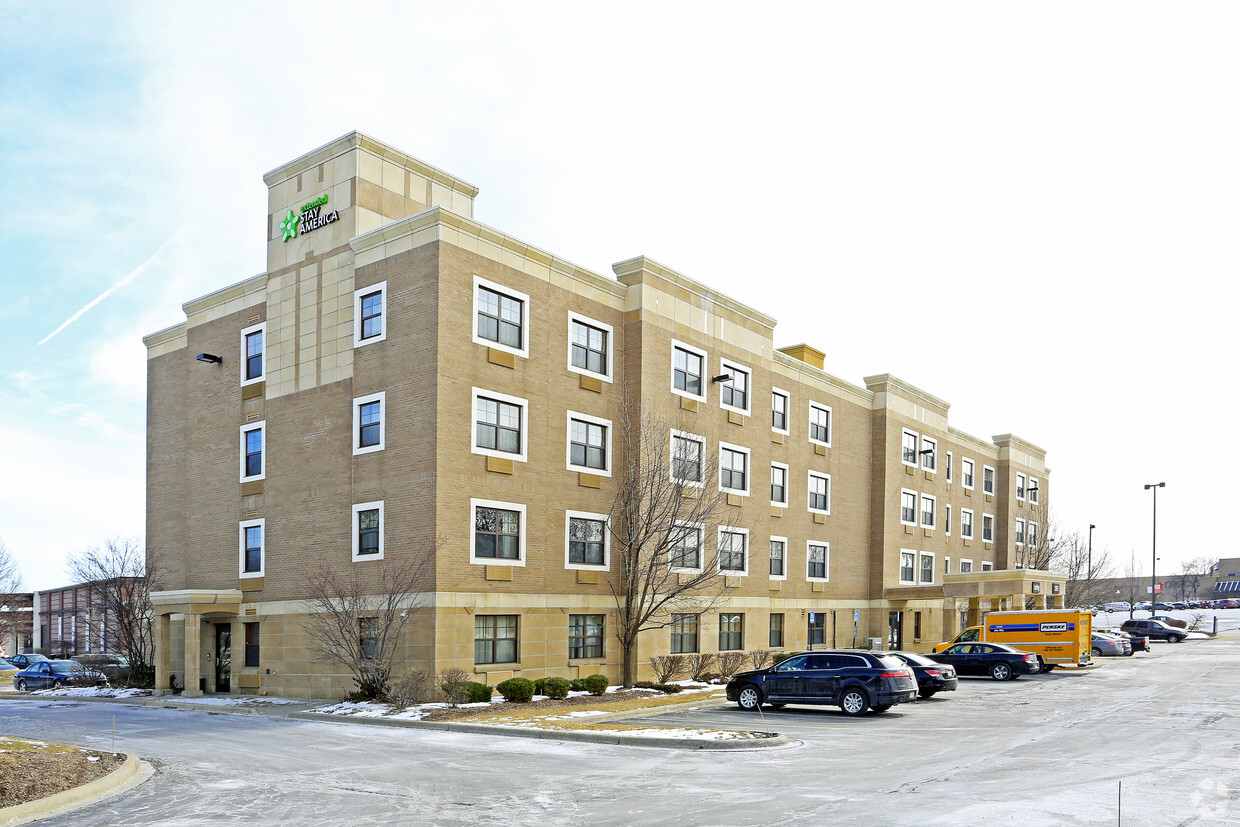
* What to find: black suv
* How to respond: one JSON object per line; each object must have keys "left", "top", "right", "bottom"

{"left": 1121, "top": 619, "right": 1185, "bottom": 643}
{"left": 726, "top": 651, "right": 917, "bottom": 716}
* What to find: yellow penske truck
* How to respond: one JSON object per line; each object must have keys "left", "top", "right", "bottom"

{"left": 933, "top": 609, "right": 1093, "bottom": 671}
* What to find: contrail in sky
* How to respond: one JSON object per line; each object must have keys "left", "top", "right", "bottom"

{"left": 38, "top": 227, "right": 188, "bottom": 346}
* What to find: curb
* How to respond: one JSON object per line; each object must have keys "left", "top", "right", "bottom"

{"left": 0, "top": 751, "right": 153, "bottom": 827}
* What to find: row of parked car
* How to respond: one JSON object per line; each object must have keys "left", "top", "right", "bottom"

{"left": 1100, "top": 600, "right": 1237, "bottom": 612}
{"left": 4, "top": 652, "right": 126, "bottom": 691}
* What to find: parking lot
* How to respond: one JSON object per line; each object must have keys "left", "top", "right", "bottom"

{"left": 2, "top": 633, "right": 1237, "bottom": 825}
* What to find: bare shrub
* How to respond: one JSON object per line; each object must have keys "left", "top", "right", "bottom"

{"left": 1188, "top": 612, "right": 1208, "bottom": 632}
{"left": 439, "top": 668, "right": 472, "bottom": 707}
{"left": 684, "top": 653, "right": 717, "bottom": 682}
{"left": 746, "top": 649, "right": 775, "bottom": 670}
{"left": 649, "top": 654, "right": 685, "bottom": 683}
{"left": 387, "top": 669, "right": 434, "bottom": 709}
{"left": 716, "top": 651, "right": 747, "bottom": 678}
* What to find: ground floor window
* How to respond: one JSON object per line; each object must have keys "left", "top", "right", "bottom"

{"left": 808, "top": 613, "right": 825, "bottom": 647}
{"left": 769, "top": 613, "right": 784, "bottom": 647}
{"left": 359, "top": 617, "right": 379, "bottom": 660}
{"left": 569, "top": 614, "right": 604, "bottom": 659}
{"left": 475, "top": 615, "right": 518, "bottom": 665}
{"left": 719, "top": 613, "right": 743, "bottom": 651}
{"left": 670, "top": 613, "right": 699, "bottom": 654}
{"left": 244, "top": 622, "right": 260, "bottom": 667}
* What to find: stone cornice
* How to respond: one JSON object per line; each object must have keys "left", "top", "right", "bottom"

{"left": 864, "top": 373, "right": 951, "bottom": 416}
{"left": 611, "top": 255, "right": 777, "bottom": 333}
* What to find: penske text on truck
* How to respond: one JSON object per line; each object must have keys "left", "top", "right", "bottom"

{"left": 933, "top": 610, "right": 1093, "bottom": 670}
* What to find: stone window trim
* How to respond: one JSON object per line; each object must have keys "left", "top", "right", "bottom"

{"left": 238, "top": 518, "right": 265, "bottom": 578}
{"left": 717, "top": 357, "right": 751, "bottom": 416}
{"left": 808, "top": 471, "right": 831, "bottom": 516}
{"left": 670, "top": 338, "right": 708, "bottom": 401}
{"left": 472, "top": 274, "right": 530, "bottom": 359}
{"left": 351, "top": 501, "right": 384, "bottom": 562}
{"left": 470, "top": 498, "right": 527, "bottom": 567}
{"left": 239, "top": 420, "right": 266, "bottom": 482}
{"left": 716, "top": 526, "right": 750, "bottom": 577}
{"left": 807, "top": 541, "right": 830, "bottom": 582}
{"left": 771, "top": 387, "right": 791, "bottom": 435}
{"left": 353, "top": 281, "right": 387, "bottom": 347}
{"left": 564, "top": 510, "right": 610, "bottom": 571}
{"left": 808, "top": 401, "right": 832, "bottom": 448}
{"left": 565, "top": 410, "right": 613, "bottom": 477}
{"left": 567, "top": 311, "right": 613, "bottom": 382}
{"left": 240, "top": 321, "right": 266, "bottom": 387}
{"left": 769, "top": 535, "right": 788, "bottom": 581}
{"left": 471, "top": 387, "right": 529, "bottom": 463}
{"left": 352, "top": 392, "right": 386, "bottom": 456}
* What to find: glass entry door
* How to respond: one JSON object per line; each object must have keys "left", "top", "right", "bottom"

{"left": 214, "top": 624, "right": 231, "bottom": 692}
{"left": 887, "top": 611, "right": 904, "bottom": 651}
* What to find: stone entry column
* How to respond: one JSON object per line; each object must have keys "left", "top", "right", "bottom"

{"left": 182, "top": 613, "right": 203, "bottom": 697}
{"left": 155, "top": 614, "right": 171, "bottom": 694}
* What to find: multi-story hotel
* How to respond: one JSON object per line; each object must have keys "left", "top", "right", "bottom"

{"left": 144, "top": 132, "right": 1060, "bottom": 698}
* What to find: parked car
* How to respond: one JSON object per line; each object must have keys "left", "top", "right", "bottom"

{"left": 1171, "top": 602, "right": 1188, "bottom": 610}
{"left": 726, "top": 650, "right": 918, "bottom": 716}
{"left": 6, "top": 653, "right": 50, "bottom": 669}
{"left": 73, "top": 653, "right": 131, "bottom": 680}
{"left": 1149, "top": 615, "right": 1188, "bottom": 630}
{"left": 1120, "top": 619, "right": 1185, "bottom": 643}
{"left": 1091, "top": 632, "right": 1130, "bottom": 657}
{"left": 1104, "top": 628, "right": 1148, "bottom": 653}
{"left": 888, "top": 651, "right": 959, "bottom": 699}
{"left": 12, "top": 659, "right": 108, "bottom": 691}
{"left": 926, "top": 642, "right": 1042, "bottom": 680}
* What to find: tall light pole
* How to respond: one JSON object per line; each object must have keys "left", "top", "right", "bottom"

{"left": 1144, "top": 482, "right": 1165, "bottom": 616}
{"left": 1088, "top": 524, "right": 1095, "bottom": 578}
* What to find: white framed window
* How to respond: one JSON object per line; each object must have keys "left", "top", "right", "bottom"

{"left": 899, "top": 550, "right": 916, "bottom": 584}
{"left": 473, "top": 276, "right": 529, "bottom": 358}
{"left": 920, "top": 436, "right": 937, "bottom": 472}
{"left": 769, "top": 536, "right": 787, "bottom": 580}
{"left": 471, "top": 388, "right": 528, "bottom": 463}
{"left": 239, "top": 518, "right": 265, "bottom": 578}
{"left": 902, "top": 430, "right": 919, "bottom": 466}
{"left": 983, "top": 466, "right": 996, "bottom": 495}
{"left": 565, "top": 510, "right": 609, "bottom": 570}
{"left": 919, "top": 552, "right": 935, "bottom": 584}
{"left": 983, "top": 513, "right": 995, "bottom": 542}
{"left": 920, "top": 493, "right": 936, "bottom": 529}
{"left": 670, "top": 430, "right": 706, "bottom": 487}
{"left": 770, "top": 462, "right": 789, "bottom": 507}
{"left": 1016, "top": 473, "right": 1027, "bottom": 500}
{"left": 771, "top": 388, "right": 790, "bottom": 434}
{"left": 960, "top": 508, "right": 974, "bottom": 539}
{"left": 671, "top": 339, "right": 707, "bottom": 400}
{"left": 470, "top": 498, "right": 526, "bottom": 566}
{"left": 945, "top": 504, "right": 952, "bottom": 536}
{"left": 717, "top": 527, "right": 749, "bottom": 576}
{"left": 718, "top": 359, "right": 751, "bottom": 415}
{"left": 808, "top": 402, "right": 832, "bottom": 447}
{"left": 719, "top": 442, "right": 750, "bottom": 496}
{"left": 566, "top": 411, "right": 612, "bottom": 476}
{"left": 353, "top": 392, "right": 386, "bottom": 455}
{"left": 962, "top": 458, "right": 975, "bottom": 489}
{"left": 946, "top": 451, "right": 953, "bottom": 484}
{"left": 240, "top": 420, "right": 266, "bottom": 482}
{"left": 1014, "top": 518, "right": 1026, "bottom": 546}
{"left": 352, "top": 501, "right": 384, "bottom": 562}
{"left": 981, "top": 561, "right": 994, "bottom": 572}
{"left": 959, "top": 559, "right": 974, "bottom": 573}
{"left": 1028, "top": 522, "right": 1039, "bottom": 548}
{"left": 669, "top": 521, "right": 704, "bottom": 573}
{"left": 353, "top": 281, "right": 387, "bottom": 347}
{"left": 240, "top": 321, "right": 266, "bottom": 386}
{"left": 944, "top": 556, "right": 952, "bottom": 575}
{"left": 808, "top": 472, "right": 831, "bottom": 515}
{"left": 1029, "top": 477, "right": 1040, "bottom": 504}
{"left": 568, "top": 312, "right": 613, "bottom": 380}
{"left": 807, "top": 541, "right": 830, "bottom": 581}
{"left": 900, "top": 489, "right": 918, "bottom": 526}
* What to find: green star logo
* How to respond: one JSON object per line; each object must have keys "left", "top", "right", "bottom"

{"left": 280, "top": 210, "right": 301, "bottom": 242}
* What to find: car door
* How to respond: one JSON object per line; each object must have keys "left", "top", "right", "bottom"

{"left": 32, "top": 662, "right": 52, "bottom": 689}
{"left": 800, "top": 654, "right": 841, "bottom": 701}
{"left": 766, "top": 655, "right": 810, "bottom": 700}
{"left": 939, "top": 644, "right": 977, "bottom": 675}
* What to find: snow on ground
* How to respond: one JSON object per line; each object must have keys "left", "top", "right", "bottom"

{"left": 160, "top": 695, "right": 304, "bottom": 706}
{"left": 32, "top": 686, "right": 152, "bottom": 699}
{"left": 1092, "top": 607, "right": 1240, "bottom": 633}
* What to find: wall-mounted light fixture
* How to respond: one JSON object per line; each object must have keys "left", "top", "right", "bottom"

{"left": 196, "top": 353, "right": 223, "bottom": 364}
{"left": 711, "top": 374, "right": 733, "bottom": 383}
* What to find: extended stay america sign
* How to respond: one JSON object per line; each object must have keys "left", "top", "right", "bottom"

{"left": 279, "top": 193, "right": 339, "bottom": 242}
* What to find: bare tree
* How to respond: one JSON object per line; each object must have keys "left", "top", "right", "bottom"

{"left": 300, "top": 549, "right": 435, "bottom": 700}
{"left": 65, "top": 538, "right": 156, "bottom": 686}
{"left": 607, "top": 394, "right": 737, "bottom": 687}
{"left": 1050, "top": 529, "right": 1116, "bottom": 609}
{"left": 1176, "top": 557, "right": 1212, "bottom": 602}
{"left": 0, "top": 539, "right": 24, "bottom": 648}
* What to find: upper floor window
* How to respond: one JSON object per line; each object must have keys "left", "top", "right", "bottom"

{"left": 671, "top": 340, "right": 706, "bottom": 399}
{"left": 809, "top": 403, "right": 831, "bottom": 446}
{"left": 808, "top": 472, "right": 830, "bottom": 514}
{"left": 902, "top": 430, "right": 918, "bottom": 465}
{"left": 353, "top": 392, "right": 385, "bottom": 455}
{"left": 920, "top": 437, "right": 937, "bottom": 472}
{"left": 1029, "top": 478, "right": 1040, "bottom": 504}
{"left": 983, "top": 513, "right": 994, "bottom": 542}
{"left": 354, "top": 282, "right": 387, "bottom": 346}
{"left": 946, "top": 452, "right": 953, "bottom": 483}
{"left": 239, "top": 519, "right": 264, "bottom": 577}
{"left": 566, "top": 511, "right": 608, "bottom": 569}
{"left": 920, "top": 494, "right": 936, "bottom": 529}
{"left": 473, "top": 276, "right": 529, "bottom": 357}
{"left": 670, "top": 430, "right": 705, "bottom": 486}
{"left": 669, "top": 522, "right": 703, "bottom": 572}
{"left": 718, "top": 528, "right": 748, "bottom": 574}
{"left": 769, "top": 537, "right": 786, "bottom": 578}
{"left": 945, "top": 503, "right": 952, "bottom": 536}
{"left": 808, "top": 542, "right": 829, "bottom": 580}
{"left": 568, "top": 313, "right": 612, "bottom": 379}
{"left": 471, "top": 499, "right": 525, "bottom": 565}
{"left": 771, "top": 389, "right": 790, "bottom": 434}
{"left": 920, "top": 552, "right": 935, "bottom": 584}
{"left": 240, "top": 322, "right": 265, "bottom": 385}
{"left": 959, "top": 559, "right": 974, "bottom": 573}
{"left": 1014, "top": 518, "right": 1026, "bottom": 545}
{"left": 567, "top": 413, "right": 611, "bottom": 475}
{"left": 900, "top": 490, "right": 917, "bottom": 525}
{"left": 961, "top": 508, "right": 974, "bottom": 539}
{"left": 770, "top": 463, "right": 789, "bottom": 507}
{"left": 1027, "top": 522, "right": 1039, "bottom": 548}
{"left": 1016, "top": 473, "right": 1027, "bottom": 500}
{"left": 352, "top": 501, "right": 384, "bottom": 561}
{"left": 472, "top": 389, "right": 527, "bottom": 462}
{"left": 983, "top": 466, "right": 996, "bottom": 495}
{"left": 962, "top": 458, "right": 975, "bottom": 489}
{"left": 719, "top": 443, "right": 750, "bottom": 495}
{"left": 900, "top": 550, "right": 916, "bottom": 583}
{"left": 718, "top": 360, "right": 750, "bottom": 414}
{"left": 240, "top": 421, "right": 266, "bottom": 482}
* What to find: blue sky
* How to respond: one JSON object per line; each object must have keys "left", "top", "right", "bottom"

{"left": 2, "top": 2, "right": 1238, "bottom": 590}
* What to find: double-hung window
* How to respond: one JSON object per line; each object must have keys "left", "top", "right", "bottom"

{"left": 718, "top": 360, "right": 750, "bottom": 414}
{"left": 809, "top": 403, "right": 831, "bottom": 446}
{"left": 569, "top": 614, "right": 604, "bottom": 659}
{"left": 920, "top": 494, "right": 936, "bottom": 529}
{"left": 671, "top": 341, "right": 706, "bottom": 399}
{"left": 566, "top": 512, "right": 608, "bottom": 568}
{"left": 920, "top": 437, "right": 937, "bottom": 472}
{"left": 719, "top": 614, "right": 744, "bottom": 651}
{"left": 769, "top": 538, "right": 786, "bottom": 578}
{"left": 354, "top": 282, "right": 386, "bottom": 346}
{"left": 1028, "top": 522, "right": 1038, "bottom": 548}
{"left": 771, "top": 389, "right": 790, "bottom": 434}
{"left": 946, "top": 451, "right": 953, "bottom": 483}
{"left": 244, "top": 623, "right": 260, "bottom": 668}
{"left": 567, "top": 413, "right": 611, "bottom": 475}
{"left": 240, "top": 322, "right": 265, "bottom": 385}
{"left": 475, "top": 615, "right": 518, "bottom": 665}
{"left": 1029, "top": 478, "right": 1040, "bottom": 504}
{"left": 472, "top": 389, "right": 527, "bottom": 462}
{"left": 902, "top": 430, "right": 918, "bottom": 465}
{"left": 807, "top": 542, "right": 829, "bottom": 580}
{"left": 770, "top": 463, "right": 789, "bottom": 507}
{"left": 474, "top": 277, "right": 528, "bottom": 356}
{"left": 983, "top": 466, "right": 995, "bottom": 495}
{"left": 471, "top": 499, "right": 525, "bottom": 564}
{"left": 1016, "top": 473, "right": 1027, "bottom": 500}
{"left": 961, "top": 508, "right": 974, "bottom": 539}
{"left": 962, "top": 458, "right": 975, "bottom": 489}
{"left": 669, "top": 523, "right": 703, "bottom": 571}
{"left": 352, "top": 502, "right": 384, "bottom": 561}
{"left": 670, "top": 614, "right": 699, "bottom": 654}
{"left": 568, "top": 314, "right": 612, "bottom": 379}
{"left": 920, "top": 552, "right": 934, "bottom": 584}
{"left": 353, "top": 392, "right": 385, "bottom": 455}
{"left": 808, "top": 472, "right": 830, "bottom": 514}
{"left": 239, "top": 519, "right": 264, "bottom": 577}
{"left": 1015, "top": 518, "right": 1026, "bottom": 545}
{"left": 900, "top": 490, "right": 918, "bottom": 525}
{"left": 900, "top": 550, "right": 916, "bottom": 583}
{"left": 719, "top": 443, "right": 749, "bottom": 495}
{"left": 670, "top": 430, "right": 705, "bottom": 486}
{"left": 240, "top": 421, "right": 265, "bottom": 481}
{"left": 769, "top": 613, "right": 784, "bottom": 647}
{"left": 718, "top": 528, "right": 748, "bottom": 575}
{"left": 983, "top": 514, "right": 994, "bottom": 542}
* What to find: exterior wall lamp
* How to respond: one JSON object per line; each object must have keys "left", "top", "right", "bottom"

{"left": 711, "top": 374, "right": 733, "bottom": 383}
{"left": 195, "top": 353, "right": 223, "bottom": 364}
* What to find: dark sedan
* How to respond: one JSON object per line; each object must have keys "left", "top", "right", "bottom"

{"left": 12, "top": 659, "right": 107, "bottom": 691}
{"left": 927, "top": 642, "right": 1041, "bottom": 680}
{"left": 888, "top": 651, "right": 958, "bottom": 699}
{"left": 1121, "top": 619, "right": 1185, "bottom": 643}
{"left": 5, "top": 653, "right": 49, "bottom": 669}
{"left": 726, "top": 651, "right": 917, "bottom": 716}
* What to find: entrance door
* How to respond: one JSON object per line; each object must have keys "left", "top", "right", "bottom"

{"left": 214, "top": 624, "right": 231, "bottom": 692}
{"left": 887, "top": 611, "right": 904, "bottom": 650}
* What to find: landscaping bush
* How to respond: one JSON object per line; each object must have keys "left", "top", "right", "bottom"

{"left": 439, "top": 668, "right": 472, "bottom": 706}
{"left": 582, "top": 674, "right": 609, "bottom": 696}
{"left": 568, "top": 679, "right": 587, "bottom": 692}
{"left": 532, "top": 678, "right": 548, "bottom": 695}
{"left": 465, "top": 681, "right": 494, "bottom": 704}
{"left": 496, "top": 677, "right": 536, "bottom": 702}
{"left": 649, "top": 654, "right": 685, "bottom": 683}
{"left": 747, "top": 649, "right": 775, "bottom": 670}
{"left": 771, "top": 651, "right": 801, "bottom": 665}
{"left": 542, "top": 677, "right": 571, "bottom": 699}
{"left": 683, "top": 653, "right": 717, "bottom": 682}
{"left": 387, "top": 669, "right": 434, "bottom": 709}
{"left": 716, "top": 651, "right": 747, "bottom": 678}
{"left": 633, "top": 681, "right": 684, "bottom": 694}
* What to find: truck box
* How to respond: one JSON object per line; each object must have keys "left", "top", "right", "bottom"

{"left": 933, "top": 609, "right": 1093, "bottom": 670}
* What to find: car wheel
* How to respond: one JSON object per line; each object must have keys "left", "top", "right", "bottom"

{"left": 1169, "top": 634, "right": 1183, "bottom": 643}
{"left": 736, "top": 685, "right": 763, "bottom": 711}
{"left": 16, "top": 679, "right": 26, "bottom": 692}
{"left": 1091, "top": 647, "right": 1103, "bottom": 657}
{"left": 52, "top": 679, "right": 64, "bottom": 688}
{"left": 871, "top": 704, "right": 892, "bottom": 713}
{"left": 990, "top": 662, "right": 1012, "bottom": 681}
{"left": 919, "top": 688, "right": 937, "bottom": 699}
{"left": 839, "top": 687, "right": 870, "bottom": 716}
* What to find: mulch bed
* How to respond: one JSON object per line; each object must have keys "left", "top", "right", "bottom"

{"left": 0, "top": 739, "right": 126, "bottom": 808}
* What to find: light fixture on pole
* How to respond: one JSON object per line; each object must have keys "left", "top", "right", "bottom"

{"left": 1144, "top": 482, "right": 1165, "bottom": 617}
{"left": 1088, "top": 524, "right": 1096, "bottom": 578}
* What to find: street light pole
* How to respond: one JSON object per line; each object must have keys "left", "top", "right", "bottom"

{"left": 1144, "top": 482, "right": 1165, "bottom": 616}
{"left": 1088, "top": 524, "right": 1095, "bottom": 578}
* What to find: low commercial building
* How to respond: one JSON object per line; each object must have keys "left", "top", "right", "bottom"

{"left": 1, "top": 592, "right": 33, "bottom": 657}
{"left": 144, "top": 133, "right": 1056, "bottom": 698}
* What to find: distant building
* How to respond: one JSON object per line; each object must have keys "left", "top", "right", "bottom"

{"left": 30, "top": 580, "right": 141, "bottom": 657}
{"left": 1, "top": 592, "right": 34, "bottom": 657}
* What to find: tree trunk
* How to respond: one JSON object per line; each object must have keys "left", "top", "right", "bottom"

{"left": 622, "top": 635, "right": 637, "bottom": 688}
